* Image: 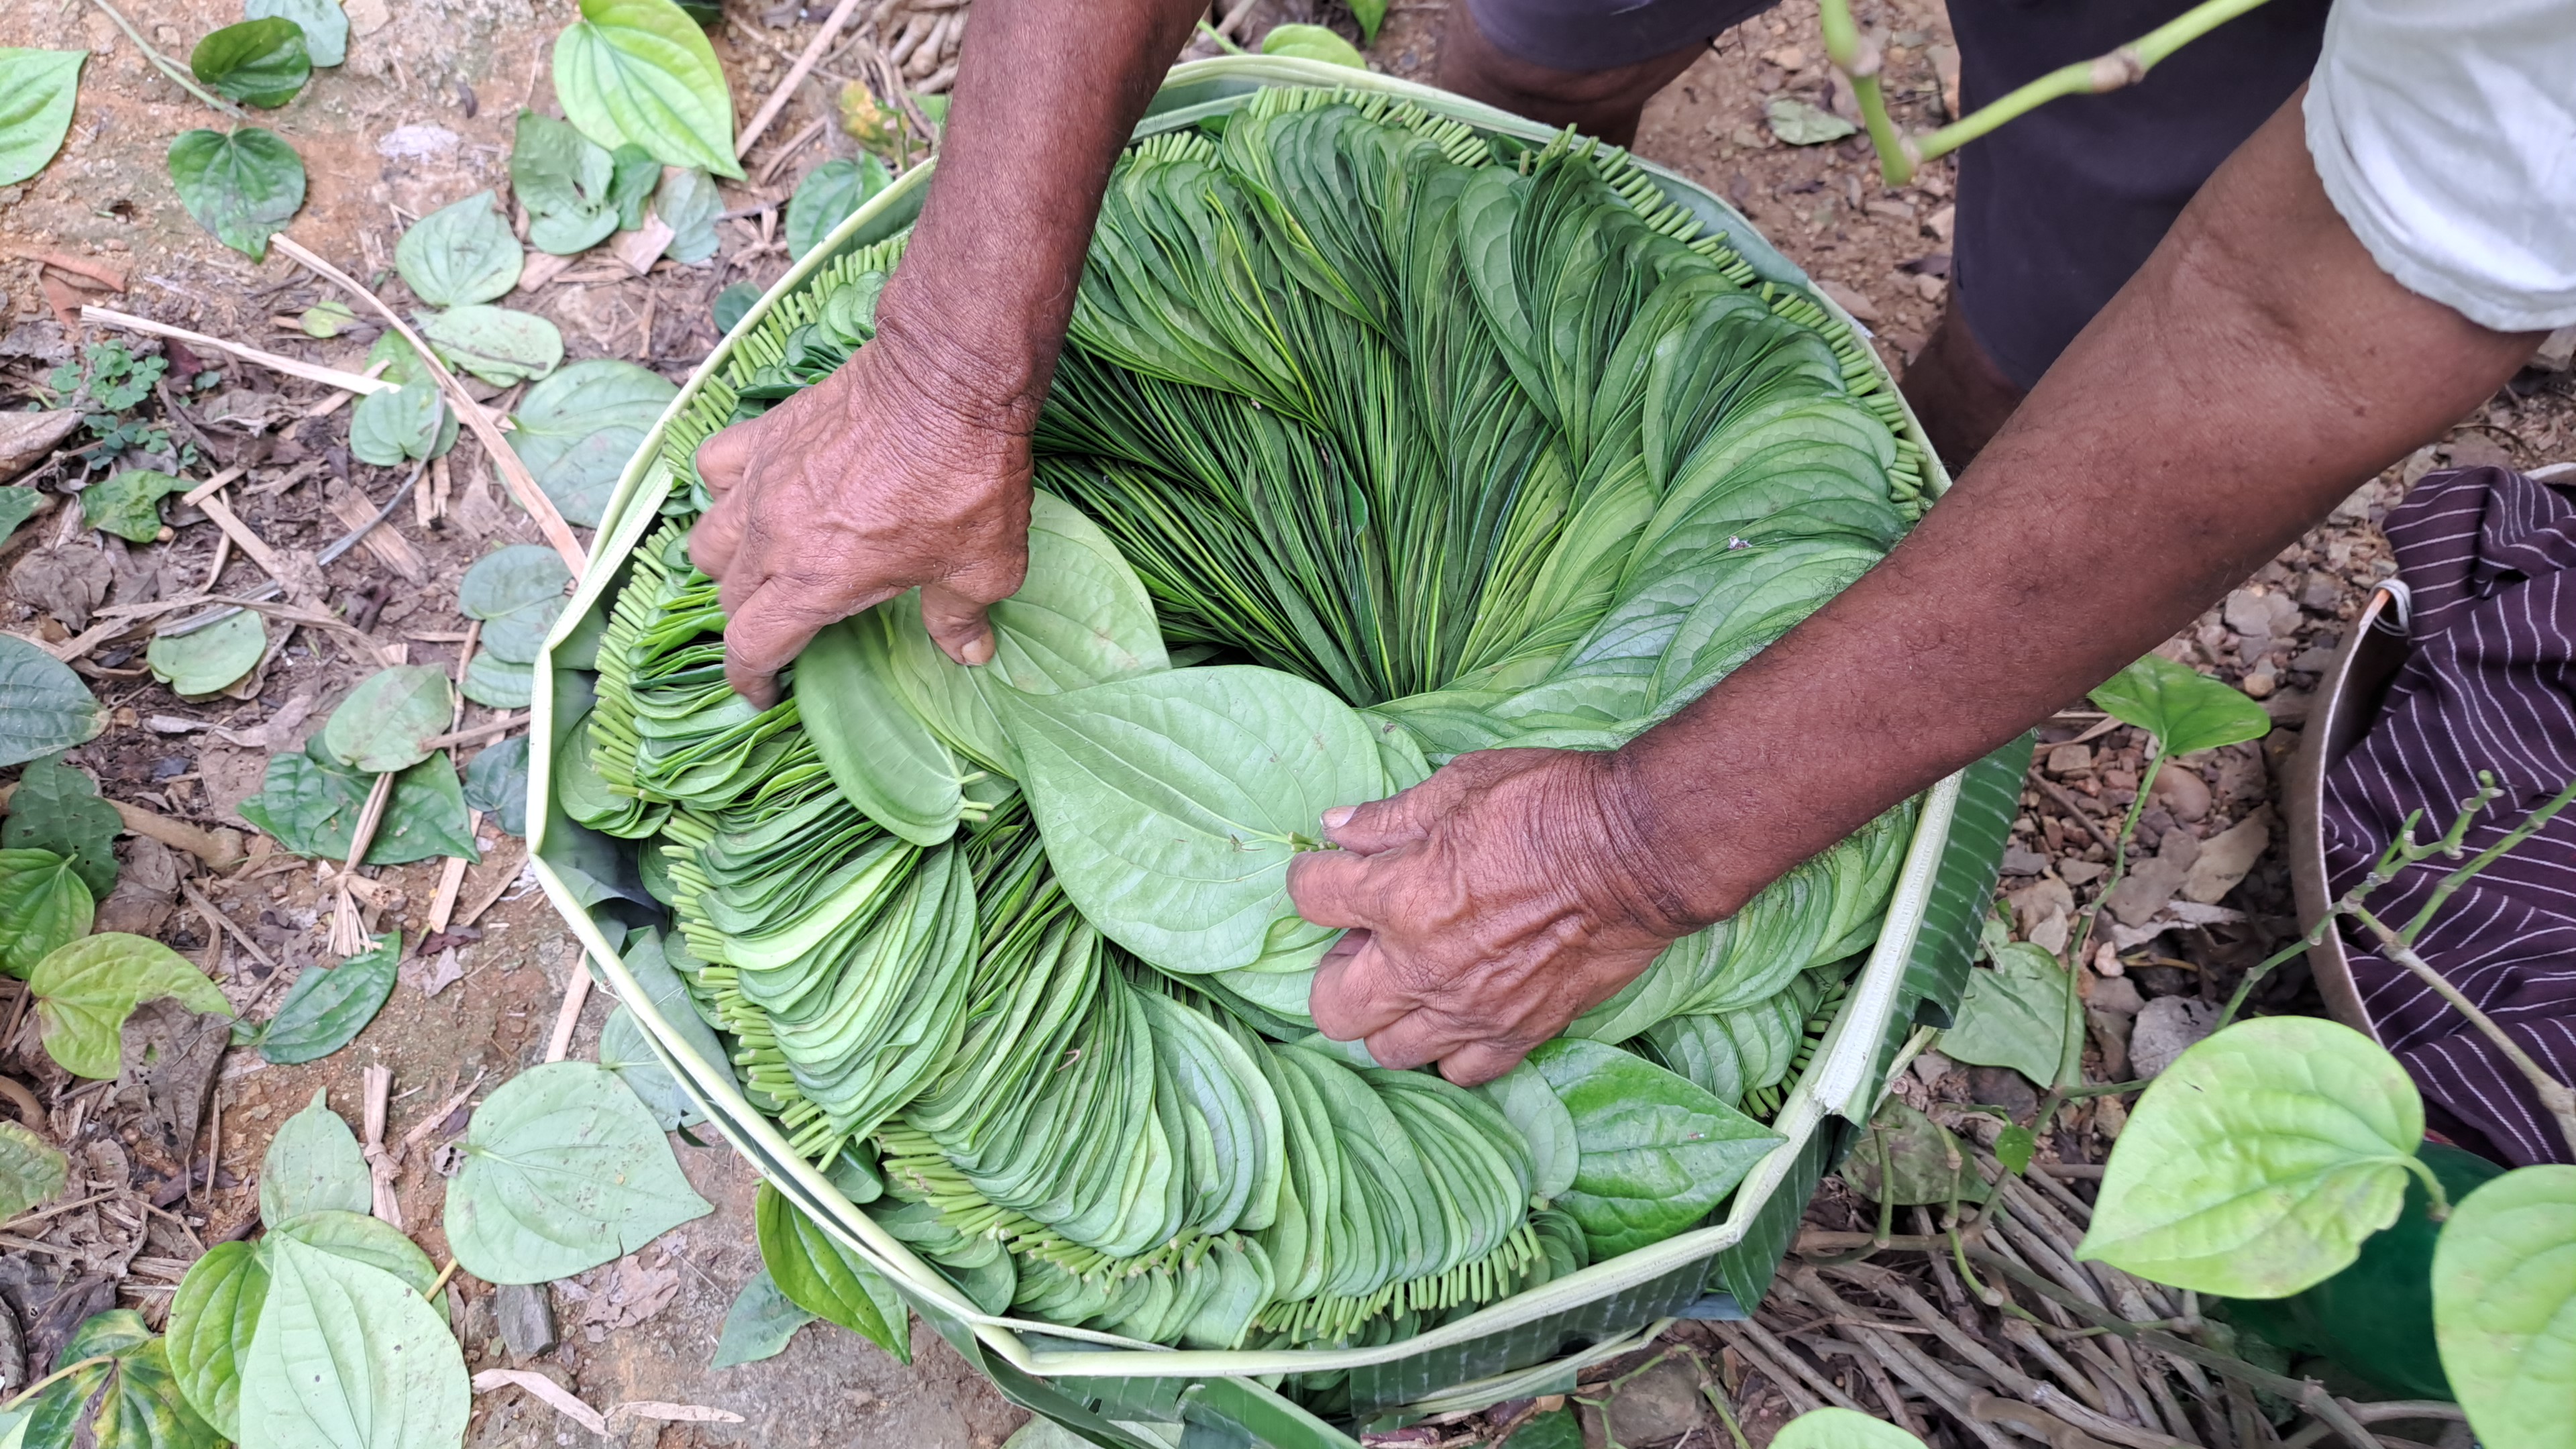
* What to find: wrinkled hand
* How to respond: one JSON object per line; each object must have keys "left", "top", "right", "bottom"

{"left": 1285, "top": 748, "right": 1703, "bottom": 1086}
{"left": 690, "top": 336, "right": 1033, "bottom": 706}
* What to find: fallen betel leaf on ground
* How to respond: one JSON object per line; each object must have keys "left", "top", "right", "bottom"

{"left": 27, "top": 932, "right": 227, "bottom": 1078}
{"left": 443, "top": 1059, "right": 714, "bottom": 1283}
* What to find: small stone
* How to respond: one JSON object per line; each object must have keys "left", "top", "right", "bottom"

{"left": 1816, "top": 280, "right": 1882, "bottom": 325}
{"left": 2534, "top": 325, "right": 2575, "bottom": 373}
{"left": 2222, "top": 588, "right": 2275, "bottom": 639}
{"left": 495, "top": 1283, "right": 557, "bottom": 1359}
{"left": 2045, "top": 743, "right": 2093, "bottom": 775}
{"left": 2027, "top": 906, "right": 2071, "bottom": 957}
{"left": 2301, "top": 574, "right": 2344, "bottom": 612}
{"left": 2058, "top": 860, "right": 2106, "bottom": 887}
{"left": 2130, "top": 997, "right": 2219, "bottom": 1079}
{"left": 2083, "top": 973, "right": 2145, "bottom": 1017}
{"left": 2290, "top": 643, "right": 2340, "bottom": 673}
{"left": 2241, "top": 670, "right": 2276, "bottom": 698}
{"left": 2264, "top": 690, "right": 2312, "bottom": 724}
{"left": 1599, "top": 1358, "right": 1707, "bottom": 1448}
{"left": 1911, "top": 1049, "right": 1957, "bottom": 1087}
{"left": 1968, "top": 1065, "right": 2039, "bottom": 1118}
{"left": 2182, "top": 805, "right": 2273, "bottom": 904}
{"left": 2000, "top": 844, "right": 2048, "bottom": 876}
{"left": 2008, "top": 876, "right": 2074, "bottom": 937}
{"left": 2103, "top": 855, "right": 2188, "bottom": 927}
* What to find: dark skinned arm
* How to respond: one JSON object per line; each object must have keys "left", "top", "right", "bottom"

{"left": 1289, "top": 93, "right": 2545, "bottom": 1085}
{"left": 690, "top": 0, "right": 1201, "bottom": 704}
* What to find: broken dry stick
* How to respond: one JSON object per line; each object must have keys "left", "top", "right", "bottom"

{"left": 80, "top": 306, "right": 396, "bottom": 396}
{"left": 543, "top": 966, "right": 590, "bottom": 1064}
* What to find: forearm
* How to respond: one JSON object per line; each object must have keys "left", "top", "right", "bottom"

{"left": 1611, "top": 95, "right": 2540, "bottom": 928}
{"left": 867, "top": 0, "right": 1202, "bottom": 427}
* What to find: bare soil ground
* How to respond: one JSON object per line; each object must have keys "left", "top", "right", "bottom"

{"left": 3, "top": 0, "right": 2569, "bottom": 1445}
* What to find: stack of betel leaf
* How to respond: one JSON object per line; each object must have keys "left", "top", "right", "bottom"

{"left": 561, "top": 88, "right": 1926, "bottom": 1360}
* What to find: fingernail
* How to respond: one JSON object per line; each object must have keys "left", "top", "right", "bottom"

{"left": 1322, "top": 806, "right": 1354, "bottom": 828}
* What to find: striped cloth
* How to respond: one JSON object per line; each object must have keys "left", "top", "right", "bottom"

{"left": 2321, "top": 466, "right": 2576, "bottom": 1167}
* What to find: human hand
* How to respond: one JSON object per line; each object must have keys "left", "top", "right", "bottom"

{"left": 689, "top": 333, "right": 1034, "bottom": 706}
{"left": 1285, "top": 748, "right": 1709, "bottom": 1085}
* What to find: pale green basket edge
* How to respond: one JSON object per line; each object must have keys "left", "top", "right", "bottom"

{"left": 523, "top": 51, "right": 1966, "bottom": 1385}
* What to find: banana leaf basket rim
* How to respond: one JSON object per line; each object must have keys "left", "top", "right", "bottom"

{"left": 525, "top": 54, "right": 1964, "bottom": 1383}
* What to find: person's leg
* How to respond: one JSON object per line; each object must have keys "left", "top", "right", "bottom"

{"left": 1910, "top": 0, "right": 2332, "bottom": 466}
{"left": 1436, "top": 0, "right": 1770, "bottom": 149}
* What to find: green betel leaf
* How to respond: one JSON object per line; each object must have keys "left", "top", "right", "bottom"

{"left": 1842, "top": 1095, "right": 1988, "bottom": 1206}
{"left": 244, "top": 0, "right": 348, "bottom": 66}
{"left": 797, "top": 608, "right": 963, "bottom": 847}
{"left": 189, "top": 19, "right": 310, "bottom": 108}
{"left": 462, "top": 737, "right": 530, "bottom": 837}
{"left": 1259, "top": 23, "right": 1366, "bottom": 68}
{"left": 551, "top": 0, "right": 742, "bottom": 178}
{"left": 238, "top": 743, "right": 471, "bottom": 865}
{"left": 0, "top": 1118, "right": 68, "bottom": 1218}
{"left": 394, "top": 191, "right": 521, "bottom": 307}
{"left": 653, "top": 165, "right": 720, "bottom": 264}
{"left": 1770, "top": 1408, "right": 1930, "bottom": 1449}
{"left": 237, "top": 1235, "right": 471, "bottom": 1449}
{"left": 260, "top": 1087, "right": 371, "bottom": 1226}
{"left": 0, "top": 49, "right": 87, "bottom": 187}
{"left": 784, "top": 155, "right": 889, "bottom": 260}
{"left": 598, "top": 1003, "right": 704, "bottom": 1130}
{"left": 17, "top": 1309, "right": 222, "bottom": 1449}
{"left": 370, "top": 753, "right": 477, "bottom": 863}
{"left": 710, "top": 1267, "right": 814, "bottom": 1368}
{"left": 1525, "top": 1038, "right": 1783, "bottom": 1258}
{"left": 1476, "top": 1059, "right": 1579, "bottom": 1202}
{"left": 462, "top": 653, "right": 534, "bottom": 708}
{"left": 167, "top": 1240, "right": 266, "bottom": 1439}
{"left": 606, "top": 143, "right": 659, "bottom": 228}
{"left": 350, "top": 377, "right": 452, "bottom": 466}
{"left": 256, "top": 934, "right": 398, "bottom": 1065}
{"left": 268, "top": 1210, "right": 442, "bottom": 1297}
{"left": 1937, "top": 941, "right": 2069, "bottom": 1087}
{"left": 996, "top": 666, "right": 1385, "bottom": 975}
{"left": 321, "top": 664, "right": 455, "bottom": 773}
{"left": 2090, "top": 653, "right": 2270, "bottom": 758}
{"left": 0, "top": 637, "right": 103, "bottom": 767}
{"left": 755, "top": 1182, "right": 909, "bottom": 1360}
{"left": 417, "top": 304, "right": 563, "bottom": 386}
{"left": 460, "top": 543, "right": 574, "bottom": 620}
{"left": 508, "top": 111, "right": 613, "bottom": 218}
{"left": 476, "top": 598, "right": 560, "bottom": 665}
{"left": 0, "top": 849, "right": 94, "bottom": 979}
{"left": 503, "top": 362, "right": 674, "bottom": 527}
{"left": 0, "top": 487, "right": 43, "bottom": 548}
{"left": 1348, "top": 0, "right": 1386, "bottom": 42}
{"left": 80, "top": 470, "right": 190, "bottom": 543}
{"left": 146, "top": 610, "right": 267, "bottom": 698}
{"left": 29, "top": 932, "right": 230, "bottom": 1078}
{"left": 2434, "top": 1165, "right": 2576, "bottom": 1449}
{"left": 2077, "top": 1016, "right": 2429, "bottom": 1296}
{"left": 444, "top": 1059, "right": 714, "bottom": 1283}
{"left": 711, "top": 280, "right": 758, "bottom": 335}
{"left": 167, "top": 127, "right": 305, "bottom": 260}
{"left": 528, "top": 202, "right": 619, "bottom": 256}
{"left": 5, "top": 753, "right": 121, "bottom": 897}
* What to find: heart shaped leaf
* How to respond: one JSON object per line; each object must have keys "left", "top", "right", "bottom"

{"left": 0, "top": 1118, "right": 67, "bottom": 1219}
{"left": 30, "top": 932, "right": 231, "bottom": 1079}
{"left": 239, "top": 743, "right": 473, "bottom": 865}
{"left": 1526, "top": 1038, "right": 1782, "bottom": 1258}
{"left": 394, "top": 191, "right": 521, "bottom": 307}
{"left": 755, "top": 1183, "right": 908, "bottom": 1359}
{"left": 996, "top": 666, "right": 1379, "bottom": 976}
{"left": 462, "top": 737, "right": 529, "bottom": 837}
{"left": 321, "top": 665, "right": 455, "bottom": 774}
{"left": 1843, "top": 1095, "right": 1990, "bottom": 1207}
{"left": 350, "top": 377, "right": 452, "bottom": 467}
{"left": 255, "top": 933, "right": 398, "bottom": 1065}
{"left": 80, "top": 469, "right": 190, "bottom": 542}
{"left": 462, "top": 653, "right": 534, "bottom": 708}
{"left": 1770, "top": 1408, "right": 1929, "bottom": 1449}
{"left": 0, "top": 48, "right": 88, "bottom": 187}
{"left": 147, "top": 610, "right": 268, "bottom": 698}
{"left": 0, "top": 849, "right": 94, "bottom": 979}
{"left": 0, "top": 637, "right": 103, "bottom": 767}
{"left": 443, "top": 1060, "right": 713, "bottom": 1283}
{"left": 1475, "top": 1060, "right": 1579, "bottom": 1203}
{"left": 2434, "top": 1164, "right": 2576, "bottom": 1449}
{"left": 2, "top": 753, "right": 119, "bottom": 896}
{"left": 190, "top": 18, "right": 309, "bottom": 108}
{"left": 504, "top": 359, "right": 676, "bottom": 527}
{"left": 710, "top": 1268, "right": 814, "bottom": 1368}
{"left": 597, "top": 1005, "right": 704, "bottom": 1130}
{"left": 1258, "top": 23, "right": 1364, "bottom": 67}
{"left": 244, "top": 0, "right": 347, "bottom": 67}
{"left": 167, "top": 1240, "right": 267, "bottom": 1438}
{"left": 237, "top": 1235, "right": 470, "bottom": 1449}
{"left": 260, "top": 1088, "right": 372, "bottom": 1227}
{"left": 654, "top": 165, "right": 721, "bottom": 264}
{"left": 460, "top": 543, "right": 574, "bottom": 621}
{"left": 1937, "top": 941, "right": 2070, "bottom": 1087}
{"left": 15, "top": 1308, "right": 221, "bottom": 1449}
{"left": 168, "top": 127, "right": 305, "bottom": 260}
{"left": 2077, "top": 1016, "right": 2428, "bottom": 1296}
{"left": 2090, "top": 653, "right": 2271, "bottom": 759}
{"left": 784, "top": 154, "right": 889, "bottom": 260}
{"left": 509, "top": 111, "right": 612, "bottom": 218}
{"left": 417, "top": 305, "right": 563, "bottom": 386}
{"left": 551, "top": 0, "right": 741, "bottom": 178}
{"left": 269, "top": 1210, "right": 442, "bottom": 1297}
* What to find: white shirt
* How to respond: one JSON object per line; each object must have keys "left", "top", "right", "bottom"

{"left": 2305, "top": 0, "right": 2576, "bottom": 333}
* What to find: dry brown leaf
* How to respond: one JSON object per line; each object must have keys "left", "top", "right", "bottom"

{"left": 471, "top": 1369, "right": 608, "bottom": 1437}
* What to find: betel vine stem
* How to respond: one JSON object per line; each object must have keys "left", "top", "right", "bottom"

{"left": 1814, "top": 0, "right": 2273, "bottom": 186}
{"left": 87, "top": 0, "right": 250, "bottom": 120}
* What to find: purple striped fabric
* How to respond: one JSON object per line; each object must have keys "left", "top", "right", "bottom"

{"left": 2320, "top": 466, "right": 2576, "bottom": 1168}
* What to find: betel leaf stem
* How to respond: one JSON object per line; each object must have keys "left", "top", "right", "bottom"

{"left": 0, "top": 1354, "right": 113, "bottom": 1411}
{"left": 2035, "top": 749, "right": 2167, "bottom": 1128}
{"left": 1815, "top": 0, "right": 2272, "bottom": 185}
{"left": 2351, "top": 902, "right": 2576, "bottom": 1157}
{"left": 87, "top": 0, "right": 249, "bottom": 119}
{"left": 2400, "top": 772, "right": 2576, "bottom": 942}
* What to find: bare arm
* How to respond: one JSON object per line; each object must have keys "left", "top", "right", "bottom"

{"left": 691, "top": 0, "right": 1202, "bottom": 704}
{"left": 1291, "top": 93, "right": 2544, "bottom": 1083}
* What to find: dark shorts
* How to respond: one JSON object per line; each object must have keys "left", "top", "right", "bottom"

{"left": 1464, "top": 0, "right": 2331, "bottom": 388}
